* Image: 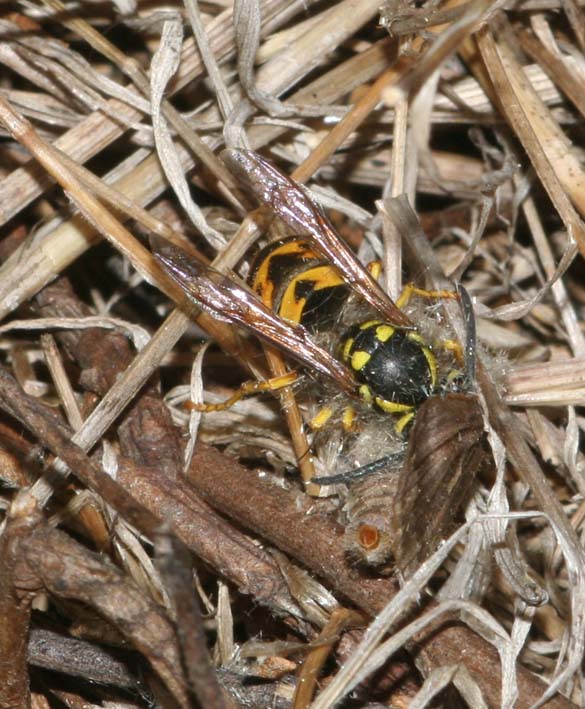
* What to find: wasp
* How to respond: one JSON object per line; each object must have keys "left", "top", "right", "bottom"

{"left": 151, "top": 150, "right": 488, "bottom": 575}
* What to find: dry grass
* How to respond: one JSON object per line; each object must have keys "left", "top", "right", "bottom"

{"left": 0, "top": 1, "right": 585, "bottom": 707}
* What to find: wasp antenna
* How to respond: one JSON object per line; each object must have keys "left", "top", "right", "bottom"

{"left": 457, "top": 284, "right": 477, "bottom": 389}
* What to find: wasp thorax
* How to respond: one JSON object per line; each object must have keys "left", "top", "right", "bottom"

{"left": 341, "top": 321, "right": 437, "bottom": 413}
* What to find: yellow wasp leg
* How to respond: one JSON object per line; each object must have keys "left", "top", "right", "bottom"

{"left": 342, "top": 406, "right": 357, "bottom": 431}
{"left": 188, "top": 371, "right": 298, "bottom": 412}
{"left": 310, "top": 404, "right": 357, "bottom": 433}
{"left": 396, "top": 284, "right": 464, "bottom": 363}
{"left": 396, "top": 283, "right": 459, "bottom": 309}
{"left": 310, "top": 406, "right": 334, "bottom": 430}
{"left": 367, "top": 261, "right": 382, "bottom": 279}
{"left": 395, "top": 411, "right": 415, "bottom": 433}
{"left": 441, "top": 338, "right": 464, "bottom": 364}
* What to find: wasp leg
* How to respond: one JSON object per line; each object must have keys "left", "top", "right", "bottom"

{"left": 311, "top": 404, "right": 359, "bottom": 431}
{"left": 396, "top": 284, "right": 464, "bottom": 363}
{"left": 441, "top": 338, "right": 465, "bottom": 364}
{"left": 367, "top": 260, "right": 382, "bottom": 279}
{"left": 395, "top": 411, "right": 416, "bottom": 433}
{"left": 310, "top": 406, "right": 335, "bottom": 430}
{"left": 188, "top": 371, "right": 298, "bottom": 412}
{"left": 396, "top": 283, "right": 459, "bottom": 309}
{"left": 342, "top": 405, "right": 357, "bottom": 431}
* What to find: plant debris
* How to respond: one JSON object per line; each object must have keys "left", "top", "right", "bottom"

{"left": 1, "top": 1, "right": 585, "bottom": 707}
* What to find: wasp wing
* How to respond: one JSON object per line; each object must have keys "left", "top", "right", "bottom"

{"left": 390, "top": 392, "right": 487, "bottom": 577}
{"left": 223, "top": 149, "right": 411, "bottom": 328}
{"left": 151, "top": 236, "right": 357, "bottom": 395}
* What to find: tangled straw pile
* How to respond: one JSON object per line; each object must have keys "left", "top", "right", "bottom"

{"left": 0, "top": 1, "right": 585, "bottom": 707}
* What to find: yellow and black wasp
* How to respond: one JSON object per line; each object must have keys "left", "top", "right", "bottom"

{"left": 151, "top": 149, "right": 488, "bottom": 576}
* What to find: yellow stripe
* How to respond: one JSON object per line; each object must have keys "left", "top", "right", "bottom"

{"left": 375, "top": 324, "right": 394, "bottom": 342}
{"left": 406, "top": 332, "right": 436, "bottom": 386}
{"left": 279, "top": 264, "right": 345, "bottom": 323}
{"left": 251, "top": 240, "right": 315, "bottom": 308}
{"left": 422, "top": 347, "right": 437, "bottom": 388}
{"left": 342, "top": 337, "right": 354, "bottom": 362}
{"left": 359, "top": 319, "right": 382, "bottom": 330}
{"left": 254, "top": 277, "right": 275, "bottom": 308}
{"left": 407, "top": 331, "right": 424, "bottom": 344}
{"left": 351, "top": 350, "right": 371, "bottom": 371}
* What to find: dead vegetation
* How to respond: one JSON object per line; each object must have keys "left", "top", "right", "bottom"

{"left": 0, "top": 0, "right": 585, "bottom": 707}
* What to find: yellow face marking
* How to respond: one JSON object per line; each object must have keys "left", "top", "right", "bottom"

{"left": 310, "top": 406, "right": 334, "bottom": 430}
{"left": 375, "top": 324, "right": 394, "bottom": 342}
{"left": 279, "top": 265, "right": 345, "bottom": 324}
{"left": 374, "top": 398, "right": 413, "bottom": 414}
{"left": 351, "top": 350, "right": 371, "bottom": 372}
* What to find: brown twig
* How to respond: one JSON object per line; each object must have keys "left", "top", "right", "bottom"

{"left": 21, "top": 514, "right": 190, "bottom": 706}
{"left": 155, "top": 531, "right": 235, "bottom": 709}
{"left": 187, "top": 443, "right": 576, "bottom": 708}
{"left": 28, "top": 628, "right": 140, "bottom": 691}
{"left": 293, "top": 608, "right": 366, "bottom": 709}
{"left": 0, "top": 493, "right": 41, "bottom": 708}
